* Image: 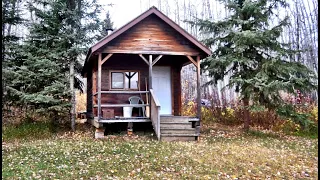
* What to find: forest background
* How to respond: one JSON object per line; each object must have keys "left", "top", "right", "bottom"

{"left": 2, "top": 0, "right": 318, "bottom": 135}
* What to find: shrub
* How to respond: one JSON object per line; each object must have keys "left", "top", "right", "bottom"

{"left": 76, "top": 91, "right": 86, "bottom": 113}
{"left": 182, "top": 101, "right": 196, "bottom": 116}
{"left": 181, "top": 97, "right": 318, "bottom": 137}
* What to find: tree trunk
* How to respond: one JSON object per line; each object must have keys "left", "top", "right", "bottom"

{"left": 243, "top": 97, "right": 250, "bottom": 131}
{"left": 70, "top": 61, "right": 76, "bottom": 131}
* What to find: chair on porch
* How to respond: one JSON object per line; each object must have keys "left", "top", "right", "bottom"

{"left": 128, "top": 96, "right": 146, "bottom": 117}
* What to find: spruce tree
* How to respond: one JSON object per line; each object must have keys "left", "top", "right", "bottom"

{"left": 7, "top": 0, "right": 105, "bottom": 129}
{"left": 194, "top": 0, "right": 317, "bottom": 130}
{"left": 2, "top": 0, "right": 25, "bottom": 110}
{"left": 98, "top": 11, "right": 114, "bottom": 39}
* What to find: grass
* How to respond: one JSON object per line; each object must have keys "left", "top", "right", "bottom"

{"left": 2, "top": 121, "right": 54, "bottom": 142}
{"left": 2, "top": 123, "right": 318, "bottom": 179}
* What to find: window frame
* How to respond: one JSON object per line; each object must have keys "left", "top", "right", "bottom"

{"left": 109, "top": 70, "right": 140, "bottom": 91}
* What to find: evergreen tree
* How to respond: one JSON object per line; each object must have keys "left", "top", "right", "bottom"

{"left": 6, "top": 0, "right": 105, "bottom": 129}
{"left": 2, "top": 0, "right": 25, "bottom": 111}
{"left": 98, "top": 11, "right": 114, "bottom": 38}
{"left": 194, "top": 0, "right": 317, "bottom": 130}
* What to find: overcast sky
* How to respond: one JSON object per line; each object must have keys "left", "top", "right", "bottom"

{"left": 98, "top": 0, "right": 153, "bottom": 29}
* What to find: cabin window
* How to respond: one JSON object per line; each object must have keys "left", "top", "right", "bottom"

{"left": 111, "top": 71, "right": 139, "bottom": 90}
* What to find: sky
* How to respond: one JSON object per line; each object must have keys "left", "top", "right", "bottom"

{"left": 98, "top": 0, "right": 151, "bottom": 29}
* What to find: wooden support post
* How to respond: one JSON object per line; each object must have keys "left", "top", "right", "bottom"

{"left": 196, "top": 56, "right": 201, "bottom": 127}
{"left": 98, "top": 53, "right": 102, "bottom": 120}
{"left": 187, "top": 55, "right": 197, "bottom": 66}
{"left": 152, "top": 55, "right": 163, "bottom": 66}
{"left": 127, "top": 122, "right": 133, "bottom": 136}
{"left": 149, "top": 55, "right": 153, "bottom": 118}
{"left": 101, "top": 53, "right": 113, "bottom": 65}
{"left": 149, "top": 55, "right": 153, "bottom": 89}
{"left": 139, "top": 54, "right": 149, "bottom": 65}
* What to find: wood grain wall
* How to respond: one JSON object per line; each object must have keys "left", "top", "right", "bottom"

{"left": 102, "top": 14, "right": 202, "bottom": 55}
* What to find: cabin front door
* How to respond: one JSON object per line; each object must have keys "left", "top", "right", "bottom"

{"left": 152, "top": 66, "right": 172, "bottom": 115}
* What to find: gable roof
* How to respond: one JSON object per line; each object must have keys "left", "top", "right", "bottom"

{"left": 81, "top": 6, "right": 211, "bottom": 76}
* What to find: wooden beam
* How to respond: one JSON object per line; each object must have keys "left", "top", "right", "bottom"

{"left": 187, "top": 56, "right": 197, "bottom": 67}
{"left": 101, "top": 53, "right": 113, "bottom": 65}
{"left": 152, "top": 55, "right": 163, "bottom": 66}
{"left": 139, "top": 54, "right": 149, "bottom": 65}
{"left": 97, "top": 53, "right": 102, "bottom": 120}
{"left": 196, "top": 56, "right": 201, "bottom": 127}
{"left": 97, "top": 119, "right": 151, "bottom": 123}
{"left": 95, "top": 117, "right": 151, "bottom": 126}
{"left": 94, "top": 91, "right": 149, "bottom": 95}
{"left": 94, "top": 104, "right": 149, "bottom": 108}
{"left": 149, "top": 55, "right": 153, "bottom": 89}
{"left": 182, "top": 61, "right": 192, "bottom": 67}
{"left": 104, "top": 49, "right": 200, "bottom": 56}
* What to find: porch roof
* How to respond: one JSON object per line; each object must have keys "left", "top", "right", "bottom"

{"left": 81, "top": 6, "right": 212, "bottom": 77}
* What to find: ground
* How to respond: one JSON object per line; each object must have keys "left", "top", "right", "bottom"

{"left": 2, "top": 123, "right": 318, "bottom": 179}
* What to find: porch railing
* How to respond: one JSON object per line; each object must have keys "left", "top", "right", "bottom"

{"left": 150, "top": 89, "right": 161, "bottom": 140}
{"left": 94, "top": 91, "right": 150, "bottom": 120}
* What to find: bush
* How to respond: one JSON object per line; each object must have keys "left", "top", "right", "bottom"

{"left": 76, "top": 91, "right": 86, "bottom": 113}
{"left": 181, "top": 98, "right": 318, "bottom": 137}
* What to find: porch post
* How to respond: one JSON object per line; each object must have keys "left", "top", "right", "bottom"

{"left": 149, "top": 55, "right": 153, "bottom": 89}
{"left": 196, "top": 56, "right": 201, "bottom": 127}
{"left": 98, "top": 53, "right": 102, "bottom": 120}
{"left": 149, "top": 55, "right": 153, "bottom": 119}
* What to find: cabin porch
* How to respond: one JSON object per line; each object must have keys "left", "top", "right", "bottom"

{"left": 86, "top": 53, "right": 201, "bottom": 141}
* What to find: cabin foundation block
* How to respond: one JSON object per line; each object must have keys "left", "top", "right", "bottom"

{"left": 95, "top": 127, "right": 106, "bottom": 139}
{"left": 127, "top": 122, "right": 133, "bottom": 136}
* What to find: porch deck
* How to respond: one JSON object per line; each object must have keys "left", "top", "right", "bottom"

{"left": 94, "top": 116, "right": 151, "bottom": 123}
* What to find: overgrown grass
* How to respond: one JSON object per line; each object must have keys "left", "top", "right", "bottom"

{"left": 294, "top": 129, "right": 318, "bottom": 139}
{"left": 2, "top": 121, "right": 54, "bottom": 142}
{"left": 245, "top": 129, "right": 281, "bottom": 139}
{"left": 2, "top": 122, "right": 318, "bottom": 179}
{"left": 182, "top": 100, "right": 318, "bottom": 139}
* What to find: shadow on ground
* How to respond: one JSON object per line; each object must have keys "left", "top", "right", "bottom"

{"left": 104, "top": 122, "right": 154, "bottom": 136}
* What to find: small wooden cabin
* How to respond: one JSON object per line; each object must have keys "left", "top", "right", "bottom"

{"left": 81, "top": 7, "right": 211, "bottom": 141}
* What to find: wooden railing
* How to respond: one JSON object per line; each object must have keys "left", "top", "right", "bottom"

{"left": 93, "top": 91, "right": 149, "bottom": 96}
{"left": 94, "top": 90, "right": 150, "bottom": 120}
{"left": 150, "top": 89, "right": 161, "bottom": 140}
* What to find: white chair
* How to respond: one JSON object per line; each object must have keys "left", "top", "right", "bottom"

{"left": 128, "top": 96, "right": 146, "bottom": 117}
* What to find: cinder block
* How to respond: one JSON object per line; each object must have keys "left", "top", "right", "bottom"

{"left": 95, "top": 128, "right": 105, "bottom": 139}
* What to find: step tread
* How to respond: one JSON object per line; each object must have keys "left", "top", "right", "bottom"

{"left": 161, "top": 133, "right": 200, "bottom": 137}
{"left": 160, "top": 116, "right": 198, "bottom": 118}
{"left": 160, "top": 127, "right": 195, "bottom": 130}
{"left": 160, "top": 122, "right": 192, "bottom": 124}
{"left": 160, "top": 120, "right": 194, "bottom": 123}
{"left": 160, "top": 116, "right": 199, "bottom": 121}
{"left": 161, "top": 136, "right": 196, "bottom": 141}
{"left": 161, "top": 131, "right": 196, "bottom": 134}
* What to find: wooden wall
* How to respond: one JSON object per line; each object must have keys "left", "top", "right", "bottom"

{"left": 102, "top": 14, "right": 202, "bottom": 56}
{"left": 86, "top": 64, "right": 93, "bottom": 119}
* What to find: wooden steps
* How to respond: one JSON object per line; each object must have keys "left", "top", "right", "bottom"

{"left": 160, "top": 116, "right": 199, "bottom": 141}
{"left": 160, "top": 122, "right": 192, "bottom": 129}
{"left": 161, "top": 127, "right": 196, "bottom": 134}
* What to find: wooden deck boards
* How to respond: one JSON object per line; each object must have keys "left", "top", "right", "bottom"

{"left": 94, "top": 117, "right": 151, "bottom": 123}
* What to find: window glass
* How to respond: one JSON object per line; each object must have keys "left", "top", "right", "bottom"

{"left": 125, "top": 72, "right": 138, "bottom": 89}
{"left": 111, "top": 72, "right": 124, "bottom": 89}
{"left": 111, "top": 71, "right": 139, "bottom": 90}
